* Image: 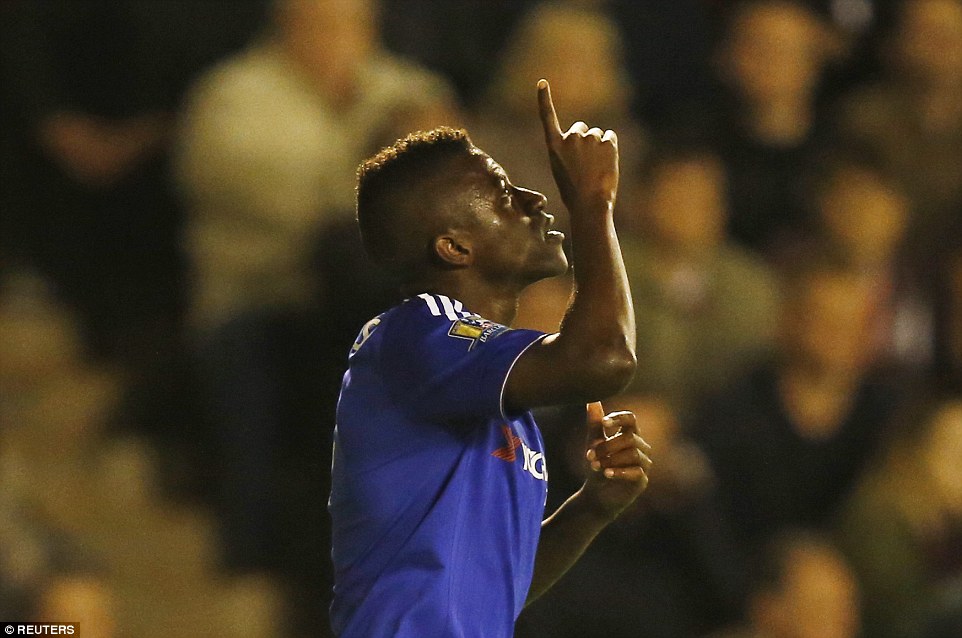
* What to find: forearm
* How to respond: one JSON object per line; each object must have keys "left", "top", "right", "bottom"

{"left": 526, "top": 487, "right": 612, "bottom": 605}
{"left": 539, "top": 197, "right": 636, "bottom": 404}
{"left": 558, "top": 199, "right": 635, "bottom": 360}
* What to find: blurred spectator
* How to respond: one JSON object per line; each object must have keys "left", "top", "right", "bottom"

{"left": 177, "top": 0, "right": 459, "bottom": 332}
{"left": 0, "top": 1, "right": 266, "bottom": 365}
{"left": 830, "top": 0, "right": 962, "bottom": 263}
{"left": 379, "top": 0, "right": 534, "bottom": 104}
{"left": 712, "top": 530, "right": 861, "bottom": 638}
{"left": 175, "top": 0, "right": 458, "bottom": 630}
{"left": 618, "top": 143, "right": 780, "bottom": 413}
{"left": 2, "top": 1, "right": 959, "bottom": 636}
{"left": 935, "top": 225, "right": 962, "bottom": 390}
{"left": 708, "top": 0, "right": 838, "bottom": 255}
{"left": 608, "top": 0, "right": 716, "bottom": 128}
{"left": 0, "top": 500, "right": 53, "bottom": 620}
{"left": 923, "top": 583, "right": 962, "bottom": 638}
{"left": 517, "top": 395, "right": 745, "bottom": 638}
{"left": 0, "top": 494, "right": 113, "bottom": 632}
{"left": 798, "top": 145, "right": 935, "bottom": 370}
{"left": 689, "top": 257, "right": 906, "bottom": 550}
{"left": 468, "top": 1, "right": 647, "bottom": 230}
{"left": 33, "top": 568, "right": 118, "bottom": 638}
{"left": 0, "top": 1, "right": 268, "bottom": 508}
{"left": 835, "top": 394, "right": 962, "bottom": 638}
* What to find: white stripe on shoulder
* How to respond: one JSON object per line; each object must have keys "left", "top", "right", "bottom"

{"left": 452, "top": 298, "right": 473, "bottom": 318}
{"left": 418, "top": 293, "right": 442, "bottom": 317}
{"left": 436, "top": 295, "right": 460, "bottom": 322}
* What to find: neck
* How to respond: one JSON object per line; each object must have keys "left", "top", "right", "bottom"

{"left": 782, "top": 360, "right": 861, "bottom": 395}
{"left": 275, "top": 36, "right": 359, "bottom": 110}
{"left": 778, "top": 363, "right": 860, "bottom": 440}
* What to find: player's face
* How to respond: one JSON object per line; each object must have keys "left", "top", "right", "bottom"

{"left": 465, "top": 154, "right": 568, "bottom": 287}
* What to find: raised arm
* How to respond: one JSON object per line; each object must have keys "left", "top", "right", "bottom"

{"left": 504, "top": 79, "right": 635, "bottom": 410}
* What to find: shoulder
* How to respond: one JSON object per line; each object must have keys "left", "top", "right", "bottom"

{"left": 382, "top": 293, "right": 476, "bottom": 338}
{"left": 409, "top": 293, "right": 474, "bottom": 322}
{"left": 183, "top": 41, "right": 294, "bottom": 111}
{"left": 362, "top": 52, "right": 456, "bottom": 104}
{"left": 350, "top": 294, "right": 502, "bottom": 359}
{"left": 349, "top": 294, "right": 543, "bottom": 422}
{"left": 395, "top": 293, "right": 514, "bottom": 348}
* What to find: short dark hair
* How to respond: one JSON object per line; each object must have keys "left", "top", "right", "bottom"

{"left": 356, "top": 127, "right": 476, "bottom": 274}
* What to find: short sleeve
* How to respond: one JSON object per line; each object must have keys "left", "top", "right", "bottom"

{"left": 379, "top": 295, "right": 544, "bottom": 425}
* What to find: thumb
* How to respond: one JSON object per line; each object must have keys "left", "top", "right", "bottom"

{"left": 586, "top": 402, "right": 605, "bottom": 440}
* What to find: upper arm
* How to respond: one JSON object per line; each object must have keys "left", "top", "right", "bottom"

{"left": 503, "top": 331, "right": 636, "bottom": 413}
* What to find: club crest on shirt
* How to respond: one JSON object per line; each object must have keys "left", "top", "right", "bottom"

{"left": 447, "top": 316, "right": 508, "bottom": 350}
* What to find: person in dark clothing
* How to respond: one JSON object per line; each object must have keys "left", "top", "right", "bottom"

{"left": 0, "top": 0, "right": 267, "bottom": 363}
{"left": 690, "top": 258, "right": 907, "bottom": 549}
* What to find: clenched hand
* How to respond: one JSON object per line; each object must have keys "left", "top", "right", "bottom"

{"left": 581, "top": 402, "right": 652, "bottom": 521}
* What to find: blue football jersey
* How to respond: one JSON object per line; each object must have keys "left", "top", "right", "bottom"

{"left": 329, "top": 293, "right": 549, "bottom": 637}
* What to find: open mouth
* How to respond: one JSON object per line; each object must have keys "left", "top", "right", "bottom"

{"left": 544, "top": 229, "right": 565, "bottom": 242}
{"left": 538, "top": 211, "right": 564, "bottom": 242}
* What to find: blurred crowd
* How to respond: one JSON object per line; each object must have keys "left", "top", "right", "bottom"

{"left": 1, "top": 0, "right": 960, "bottom": 636}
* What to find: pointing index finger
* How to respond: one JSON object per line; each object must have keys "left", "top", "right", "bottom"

{"left": 537, "top": 79, "right": 562, "bottom": 145}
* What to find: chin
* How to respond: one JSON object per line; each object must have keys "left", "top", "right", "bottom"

{"left": 527, "top": 253, "right": 569, "bottom": 283}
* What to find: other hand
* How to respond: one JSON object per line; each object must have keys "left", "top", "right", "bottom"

{"left": 581, "top": 402, "right": 651, "bottom": 520}
{"left": 38, "top": 112, "right": 169, "bottom": 188}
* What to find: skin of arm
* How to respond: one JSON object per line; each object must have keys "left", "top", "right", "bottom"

{"left": 526, "top": 403, "right": 652, "bottom": 604}
{"left": 499, "top": 80, "right": 650, "bottom": 606}
{"left": 503, "top": 79, "right": 636, "bottom": 410}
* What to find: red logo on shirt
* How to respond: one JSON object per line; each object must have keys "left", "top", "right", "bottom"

{"left": 491, "top": 425, "right": 521, "bottom": 462}
{"left": 492, "top": 424, "right": 547, "bottom": 481}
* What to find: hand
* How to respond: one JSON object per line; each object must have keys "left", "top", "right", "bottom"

{"left": 581, "top": 402, "right": 652, "bottom": 521}
{"left": 38, "top": 112, "right": 169, "bottom": 188}
{"left": 537, "top": 78, "right": 619, "bottom": 212}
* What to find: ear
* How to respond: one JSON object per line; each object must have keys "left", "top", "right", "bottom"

{"left": 434, "top": 232, "right": 473, "bottom": 267}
